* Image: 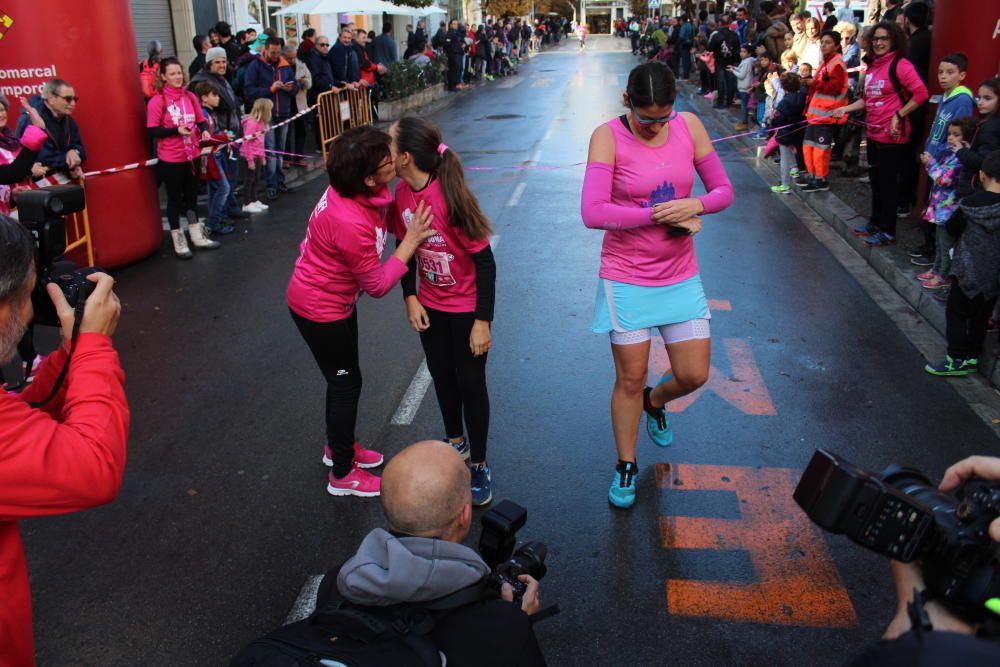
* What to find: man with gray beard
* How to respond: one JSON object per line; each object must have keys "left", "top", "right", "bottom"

{"left": 0, "top": 216, "right": 129, "bottom": 666}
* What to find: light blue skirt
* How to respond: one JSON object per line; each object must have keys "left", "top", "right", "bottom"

{"left": 591, "top": 274, "right": 710, "bottom": 334}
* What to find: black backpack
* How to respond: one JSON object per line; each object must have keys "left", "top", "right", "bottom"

{"left": 228, "top": 572, "right": 496, "bottom": 667}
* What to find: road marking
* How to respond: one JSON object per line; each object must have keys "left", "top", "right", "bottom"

{"left": 531, "top": 77, "right": 552, "bottom": 88}
{"left": 391, "top": 359, "right": 432, "bottom": 425}
{"left": 285, "top": 575, "right": 323, "bottom": 624}
{"left": 490, "top": 234, "right": 499, "bottom": 250}
{"left": 649, "top": 338, "right": 777, "bottom": 416}
{"left": 542, "top": 126, "right": 554, "bottom": 142}
{"left": 528, "top": 148, "right": 542, "bottom": 165}
{"left": 657, "top": 463, "right": 857, "bottom": 628}
{"left": 707, "top": 299, "right": 732, "bottom": 311}
{"left": 506, "top": 182, "right": 527, "bottom": 207}
{"left": 497, "top": 76, "right": 524, "bottom": 89}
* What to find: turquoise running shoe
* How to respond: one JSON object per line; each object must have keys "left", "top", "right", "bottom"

{"left": 608, "top": 461, "right": 638, "bottom": 508}
{"left": 643, "top": 386, "right": 673, "bottom": 446}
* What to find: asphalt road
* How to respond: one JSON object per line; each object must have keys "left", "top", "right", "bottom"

{"left": 21, "top": 35, "right": 1000, "bottom": 666}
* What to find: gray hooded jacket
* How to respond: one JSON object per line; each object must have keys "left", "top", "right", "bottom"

{"left": 337, "top": 528, "right": 491, "bottom": 607}
{"left": 951, "top": 191, "right": 1000, "bottom": 299}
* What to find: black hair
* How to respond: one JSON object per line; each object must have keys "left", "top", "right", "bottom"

{"left": 0, "top": 215, "right": 34, "bottom": 303}
{"left": 192, "top": 34, "right": 208, "bottom": 52}
{"left": 326, "top": 125, "right": 392, "bottom": 198}
{"left": 780, "top": 71, "right": 801, "bottom": 94}
{"left": 626, "top": 61, "right": 676, "bottom": 108}
{"left": 903, "top": 1, "right": 929, "bottom": 29}
{"left": 265, "top": 36, "right": 283, "bottom": 48}
{"left": 302, "top": 28, "right": 316, "bottom": 40}
{"left": 820, "top": 29, "right": 842, "bottom": 46}
{"left": 235, "top": 30, "right": 246, "bottom": 42}
{"left": 194, "top": 81, "right": 219, "bottom": 98}
{"left": 948, "top": 116, "right": 975, "bottom": 142}
{"left": 981, "top": 150, "right": 1000, "bottom": 181}
{"left": 823, "top": 1, "right": 835, "bottom": 11}
{"left": 215, "top": 21, "right": 233, "bottom": 38}
{"left": 941, "top": 52, "right": 968, "bottom": 73}
{"left": 382, "top": 22, "right": 393, "bottom": 34}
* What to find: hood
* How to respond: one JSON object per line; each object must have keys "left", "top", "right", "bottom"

{"left": 161, "top": 84, "right": 192, "bottom": 103}
{"left": 873, "top": 50, "right": 898, "bottom": 68}
{"left": 337, "top": 528, "right": 490, "bottom": 607}
{"left": 960, "top": 193, "right": 1000, "bottom": 232}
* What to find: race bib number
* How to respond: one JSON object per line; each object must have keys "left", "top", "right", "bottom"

{"left": 416, "top": 248, "right": 456, "bottom": 287}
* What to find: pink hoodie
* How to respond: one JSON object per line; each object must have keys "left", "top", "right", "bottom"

{"left": 146, "top": 85, "right": 206, "bottom": 163}
{"left": 241, "top": 117, "right": 267, "bottom": 162}
{"left": 862, "top": 51, "right": 929, "bottom": 145}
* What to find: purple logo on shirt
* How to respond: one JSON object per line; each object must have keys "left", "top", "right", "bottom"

{"left": 642, "top": 181, "right": 676, "bottom": 208}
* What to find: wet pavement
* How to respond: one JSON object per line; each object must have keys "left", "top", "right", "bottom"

{"left": 21, "top": 36, "right": 1000, "bottom": 666}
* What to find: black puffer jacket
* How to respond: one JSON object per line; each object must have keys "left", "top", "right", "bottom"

{"left": 956, "top": 115, "right": 1000, "bottom": 198}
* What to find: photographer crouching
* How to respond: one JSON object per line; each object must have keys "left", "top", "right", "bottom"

{"left": 0, "top": 215, "right": 128, "bottom": 666}
{"left": 232, "top": 440, "right": 548, "bottom": 666}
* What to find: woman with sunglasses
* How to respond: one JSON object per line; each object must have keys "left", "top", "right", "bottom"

{"left": 582, "top": 61, "right": 733, "bottom": 509}
{"left": 287, "top": 125, "right": 436, "bottom": 498}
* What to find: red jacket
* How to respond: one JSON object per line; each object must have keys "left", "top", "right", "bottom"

{"left": 0, "top": 334, "right": 130, "bottom": 667}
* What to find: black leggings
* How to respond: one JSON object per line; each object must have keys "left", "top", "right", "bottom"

{"left": 290, "top": 309, "right": 362, "bottom": 478}
{"left": 420, "top": 307, "right": 490, "bottom": 463}
{"left": 868, "top": 140, "right": 905, "bottom": 236}
{"left": 158, "top": 160, "right": 199, "bottom": 230}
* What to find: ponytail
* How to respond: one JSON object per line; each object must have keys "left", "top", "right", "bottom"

{"left": 437, "top": 148, "right": 493, "bottom": 241}
{"left": 395, "top": 116, "right": 493, "bottom": 241}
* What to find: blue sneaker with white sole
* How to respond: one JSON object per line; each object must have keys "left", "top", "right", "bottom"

{"left": 643, "top": 386, "right": 673, "bottom": 446}
{"left": 448, "top": 437, "right": 470, "bottom": 461}
{"left": 470, "top": 462, "right": 493, "bottom": 506}
{"left": 608, "top": 460, "right": 638, "bottom": 508}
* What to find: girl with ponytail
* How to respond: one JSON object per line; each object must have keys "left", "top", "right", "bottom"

{"left": 389, "top": 116, "right": 498, "bottom": 506}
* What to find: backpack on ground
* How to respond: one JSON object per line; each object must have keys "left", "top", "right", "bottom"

{"left": 228, "top": 572, "right": 495, "bottom": 667}
{"left": 140, "top": 59, "right": 159, "bottom": 99}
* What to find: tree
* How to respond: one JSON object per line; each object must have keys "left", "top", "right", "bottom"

{"left": 482, "top": 0, "right": 531, "bottom": 17}
{"left": 389, "top": 0, "right": 433, "bottom": 7}
{"left": 627, "top": 0, "right": 648, "bottom": 18}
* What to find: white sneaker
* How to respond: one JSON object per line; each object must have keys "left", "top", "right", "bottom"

{"left": 242, "top": 203, "right": 260, "bottom": 214}
{"left": 254, "top": 200, "right": 269, "bottom": 210}
{"left": 170, "top": 229, "right": 192, "bottom": 259}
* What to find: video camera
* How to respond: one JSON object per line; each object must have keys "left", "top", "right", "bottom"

{"left": 478, "top": 500, "right": 549, "bottom": 605}
{"left": 794, "top": 449, "right": 1000, "bottom": 621}
{"left": 17, "top": 185, "right": 101, "bottom": 326}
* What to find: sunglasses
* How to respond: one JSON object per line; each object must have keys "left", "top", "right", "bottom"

{"left": 317, "top": 43, "right": 330, "bottom": 47}
{"left": 629, "top": 100, "right": 676, "bottom": 125}
{"left": 56, "top": 95, "right": 79, "bottom": 103}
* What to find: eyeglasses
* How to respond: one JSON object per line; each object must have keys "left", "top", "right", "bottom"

{"left": 629, "top": 100, "right": 676, "bottom": 125}
{"left": 317, "top": 42, "right": 330, "bottom": 47}
{"left": 872, "top": 36, "right": 891, "bottom": 42}
{"left": 56, "top": 95, "right": 78, "bottom": 103}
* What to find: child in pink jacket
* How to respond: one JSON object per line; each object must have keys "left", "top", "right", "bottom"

{"left": 241, "top": 98, "right": 271, "bottom": 213}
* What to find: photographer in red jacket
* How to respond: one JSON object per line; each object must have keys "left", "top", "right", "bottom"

{"left": 0, "top": 216, "right": 129, "bottom": 667}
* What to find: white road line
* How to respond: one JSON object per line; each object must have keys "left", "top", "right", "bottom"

{"left": 542, "top": 126, "right": 554, "bottom": 142}
{"left": 529, "top": 148, "right": 542, "bottom": 164}
{"left": 506, "top": 182, "right": 527, "bottom": 207}
{"left": 490, "top": 234, "right": 500, "bottom": 250}
{"left": 391, "top": 359, "right": 432, "bottom": 425}
{"left": 285, "top": 575, "right": 324, "bottom": 624}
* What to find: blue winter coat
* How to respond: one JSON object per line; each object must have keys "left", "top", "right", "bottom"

{"left": 14, "top": 96, "right": 87, "bottom": 172}
{"left": 244, "top": 55, "right": 300, "bottom": 120}
{"left": 329, "top": 41, "right": 360, "bottom": 86}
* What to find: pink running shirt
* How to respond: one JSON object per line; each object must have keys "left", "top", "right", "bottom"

{"left": 390, "top": 178, "right": 490, "bottom": 313}
{"left": 598, "top": 114, "right": 699, "bottom": 286}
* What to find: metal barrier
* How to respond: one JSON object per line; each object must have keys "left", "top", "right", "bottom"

{"left": 316, "top": 87, "right": 375, "bottom": 163}
{"left": 64, "top": 181, "right": 95, "bottom": 266}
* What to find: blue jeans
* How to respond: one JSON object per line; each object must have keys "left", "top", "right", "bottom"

{"left": 207, "top": 155, "right": 230, "bottom": 225}
{"left": 738, "top": 91, "right": 750, "bottom": 123}
{"left": 266, "top": 123, "right": 290, "bottom": 191}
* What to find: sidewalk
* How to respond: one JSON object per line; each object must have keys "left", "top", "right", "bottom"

{"left": 684, "top": 82, "right": 1000, "bottom": 389}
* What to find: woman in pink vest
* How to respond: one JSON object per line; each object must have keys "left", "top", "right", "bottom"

{"left": 833, "top": 21, "right": 928, "bottom": 247}
{"left": 581, "top": 61, "right": 733, "bottom": 509}
{"left": 287, "top": 126, "right": 434, "bottom": 498}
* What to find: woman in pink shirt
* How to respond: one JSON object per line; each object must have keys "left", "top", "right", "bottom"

{"left": 287, "top": 125, "right": 434, "bottom": 498}
{"left": 833, "top": 21, "right": 928, "bottom": 246}
{"left": 582, "top": 61, "right": 733, "bottom": 509}
{"left": 389, "top": 117, "right": 498, "bottom": 506}
{"left": 146, "top": 57, "right": 217, "bottom": 259}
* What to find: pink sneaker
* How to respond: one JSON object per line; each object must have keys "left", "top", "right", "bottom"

{"left": 916, "top": 270, "right": 937, "bottom": 282}
{"left": 327, "top": 465, "right": 381, "bottom": 497}
{"left": 921, "top": 275, "right": 950, "bottom": 290}
{"left": 323, "top": 442, "right": 385, "bottom": 469}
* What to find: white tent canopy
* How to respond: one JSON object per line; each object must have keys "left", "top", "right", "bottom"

{"left": 275, "top": 0, "right": 439, "bottom": 16}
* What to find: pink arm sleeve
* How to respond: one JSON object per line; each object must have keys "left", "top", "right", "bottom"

{"left": 355, "top": 256, "right": 409, "bottom": 298}
{"left": 20, "top": 125, "right": 47, "bottom": 152}
{"left": 694, "top": 152, "right": 734, "bottom": 214}
{"left": 581, "top": 162, "right": 655, "bottom": 230}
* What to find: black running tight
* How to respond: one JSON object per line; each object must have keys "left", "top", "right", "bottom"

{"left": 290, "top": 308, "right": 362, "bottom": 479}
{"left": 420, "top": 307, "right": 490, "bottom": 463}
{"left": 157, "top": 160, "right": 199, "bottom": 230}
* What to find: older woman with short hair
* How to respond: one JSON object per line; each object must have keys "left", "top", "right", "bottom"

{"left": 287, "top": 125, "right": 436, "bottom": 498}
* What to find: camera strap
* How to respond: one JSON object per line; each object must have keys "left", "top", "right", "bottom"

{"left": 27, "top": 300, "right": 85, "bottom": 409}
{"left": 907, "top": 587, "right": 934, "bottom": 637}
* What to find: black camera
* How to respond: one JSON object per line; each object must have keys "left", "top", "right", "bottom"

{"left": 479, "top": 500, "right": 548, "bottom": 605}
{"left": 794, "top": 449, "right": 1000, "bottom": 620}
{"left": 16, "top": 185, "right": 99, "bottom": 326}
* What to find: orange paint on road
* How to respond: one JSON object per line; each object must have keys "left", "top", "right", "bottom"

{"left": 655, "top": 463, "right": 858, "bottom": 628}
{"left": 649, "top": 338, "right": 777, "bottom": 416}
{"left": 707, "top": 299, "right": 732, "bottom": 311}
